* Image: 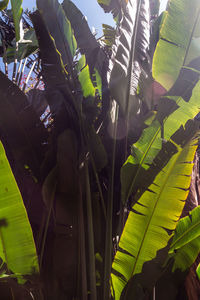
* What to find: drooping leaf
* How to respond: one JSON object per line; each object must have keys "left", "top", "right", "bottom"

{"left": 97, "top": 0, "right": 123, "bottom": 22}
{"left": 37, "top": 0, "right": 76, "bottom": 74}
{"left": 0, "top": 140, "right": 39, "bottom": 280}
{"left": 168, "top": 206, "right": 200, "bottom": 272}
{"left": 102, "top": 23, "right": 116, "bottom": 50}
{"left": 111, "top": 122, "right": 198, "bottom": 300}
{"left": 62, "top": 0, "right": 106, "bottom": 75}
{"left": 121, "top": 60, "right": 200, "bottom": 205}
{"left": 153, "top": 0, "right": 200, "bottom": 90}
{"left": 11, "top": 0, "right": 23, "bottom": 42}
{"left": 109, "top": 0, "right": 150, "bottom": 115}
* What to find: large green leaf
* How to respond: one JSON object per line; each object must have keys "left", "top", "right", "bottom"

{"left": 121, "top": 60, "right": 200, "bottom": 205}
{"left": 37, "top": 0, "right": 76, "bottom": 74}
{"left": 11, "top": 0, "right": 23, "bottom": 42}
{"left": 0, "top": 140, "right": 39, "bottom": 280}
{"left": 168, "top": 206, "right": 200, "bottom": 272}
{"left": 111, "top": 122, "right": 198, "bottom": 300}
{"left": 109, "top": 0, "right": 150, "bottom": 115}
{"left": 153, "top": 0, "right": 200, "bottom": 90}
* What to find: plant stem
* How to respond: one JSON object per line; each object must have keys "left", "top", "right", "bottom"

{"left": 12, "top": 42, "right": 18, "bottom": 83}
{"left": 78, "top": 183, "right": 87, "bottom": 300}
{"left": 22, "top": 60, "right": 37, "bottom": 92}
{"left": 103, "top": 101, "right": 119, "bottom": 299}
{"left": 2, "top": 39, "right": 8, "bottom": 77}
{"left": 85, "top": 160, "right": 97, "bottom": 300}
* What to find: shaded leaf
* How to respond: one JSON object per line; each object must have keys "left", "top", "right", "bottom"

{"left": 0, "top": 70, "right": 47, "bottom": 177}
{"left": 62, "top": 0, "right": 106, "bottom": 75}
{"left": 87, "top": 125, "right": 108, "bottom": 172}
{"left": 109, "top": 0, "right": 150, "bottom": 115}
{"left": 37, "top": 0, "right": 76, "bottom": 74}
{"left": 0, "top": 0, "right": 9, "bottom": 11}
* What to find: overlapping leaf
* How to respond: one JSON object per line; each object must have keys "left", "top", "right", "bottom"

{"left": 153, "top": 0, "right": 200, "bottom": 90}
{"left": 121, "top": 59, "right": 200, "bottom": 205}
{"left": 168, "top": 206, "right": 200, "bottom": 272}
{"left": 109, "top": 0, "right": 150, "bottom": 115}
{"left": 62, "top": 0, "right": 106, "bottom": 75}
{"left": 37, "top": 0, "right": 76, "bottom": 74}
{"left": 111, "top": 122, "right": 198, "bottom": 300}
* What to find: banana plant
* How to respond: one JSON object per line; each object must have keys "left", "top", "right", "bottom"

{"left": 0, "top": 0, "right": 200, "bottom": 300}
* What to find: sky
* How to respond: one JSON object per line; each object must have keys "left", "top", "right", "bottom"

{"left": 19, "top": 0, "right": 168, "bottom": 35}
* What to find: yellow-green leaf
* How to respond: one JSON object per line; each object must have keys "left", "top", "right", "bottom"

{"left": 0, "top": 141, "right": 39, "bottom": 281}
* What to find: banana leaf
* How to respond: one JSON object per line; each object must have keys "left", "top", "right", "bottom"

{"left": 97, "top": 0, "right": 123, "bottom": 22}
{"left": 0, "top": 70, "right": 47, "bottom": 178}
{"left": 76, "top": 55, "right": 96, "bottom": 98}
{"left": 30, "top": 11, "right": 67, "bottom": 89}
{"left": 168, "top": 206, "right": 200, "bottom": 272}
{"left": 0, "top": 0, "right": 9, "bottom": 10}
{"left": 102, "top": 24, "right": 116, "bottom": 50}
{"left": 62, "top": 0, "right": 107, "bottom": 75}
{"left": 170, "top": 206, "right": 200, "bottom": 253}
{"left": 37, "top": 0, "right": 76, "bottom": 75}
{"left": 121, "top": 58, "right": 200, "bottom": 205}
{"left": 30, "top": 11, "right": 80, "bottom": 136}
{"left": 11, "top": 0, "right": 23, "bottom": 42}
{"left": 153, "top": 0, "right": 200, "bottom": 90}
{"left": 109, "top": 0, "right": 150, "bottom": 115}
{"left": 111, "top": 121, "right": 198, "bottom": 300}
{"left": 0, "top": 140, "right": 39, "bottom": 281}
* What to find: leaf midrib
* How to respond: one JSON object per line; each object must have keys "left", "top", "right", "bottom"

{"left": 126, "top": 76, "right": 199, "bottom": 203}
{"left": 131, "top": 142, "right": 184, "bottom": 276}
